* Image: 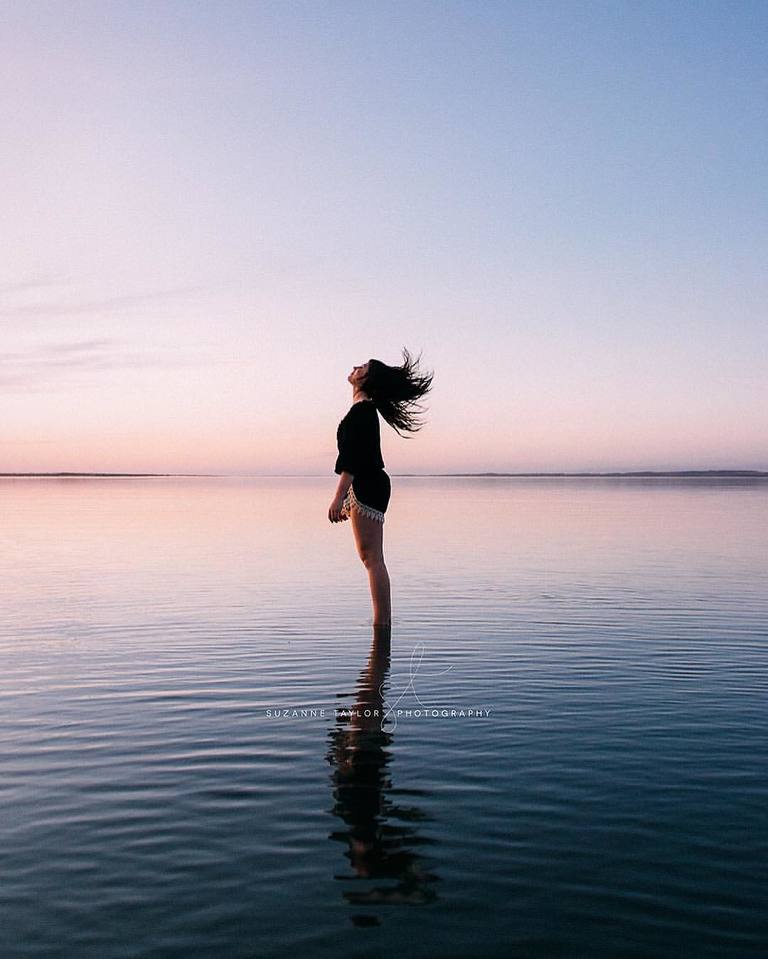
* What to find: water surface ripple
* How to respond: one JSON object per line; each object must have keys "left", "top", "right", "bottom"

{"left": 1, "top": 477, "right": 766, "bottom": 958}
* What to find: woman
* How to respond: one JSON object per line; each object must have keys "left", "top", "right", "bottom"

{"left": 328, "top": 348, "right": 434, "bottom": 627}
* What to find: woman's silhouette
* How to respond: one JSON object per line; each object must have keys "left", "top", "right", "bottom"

{"left": 328, "top": 348, "right": 433, "bottom": 627}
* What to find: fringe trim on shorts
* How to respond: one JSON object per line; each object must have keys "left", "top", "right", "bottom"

{"left": 342, "top": 485, "right": 385, "bottom": 524}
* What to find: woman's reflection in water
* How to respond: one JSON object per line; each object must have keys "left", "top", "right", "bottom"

{"left": 326, "top": 625, "right": 440, "bottom": 919}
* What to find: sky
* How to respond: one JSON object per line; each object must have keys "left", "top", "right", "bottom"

{"left": 1, "top": 0, "right": 766, "bottom": 474}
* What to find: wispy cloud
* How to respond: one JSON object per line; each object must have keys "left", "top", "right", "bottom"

{"left": 0, "top": 278, "right": 66, "bottom": 295}
{"left": 0, "top": 337, "right": 232, "bottom": 393}
{"left": 0, "top": 285, "right": 202, "bottom": 318}
{"left": 1, "top": 338, "right": 115, "bottom": 361}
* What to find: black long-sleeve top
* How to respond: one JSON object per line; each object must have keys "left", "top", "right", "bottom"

{"left": 334, "top": 400, "right": 385, "bottom": 476}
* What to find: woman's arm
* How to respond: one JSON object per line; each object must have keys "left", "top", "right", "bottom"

{"left": 335, "top": 470, "right": 354, "bottom": 500}
{"left": 330, "top": 406, "right": 364, "bottom": 522}
{"left": 334, "top": 406, "right": 365, "bottom": 476}
{"left": 329, "top": 469, "right": 354, "bottom": 523}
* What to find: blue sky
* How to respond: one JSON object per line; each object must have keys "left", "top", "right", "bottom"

{"left": 1, "top": 0, "right": 766, "bottom": 473}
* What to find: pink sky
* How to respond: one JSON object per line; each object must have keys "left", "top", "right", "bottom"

{"left": 2, "top": 3, "right": 765, "bottom": 474}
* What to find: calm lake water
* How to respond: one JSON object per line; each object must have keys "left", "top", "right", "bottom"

{"left": 1, "top": 476, "right": 766, "bottom": 959}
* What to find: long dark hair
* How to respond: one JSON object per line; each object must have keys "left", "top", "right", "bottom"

{"left": 364, "top": 347, "right": 434, "bottom": 438}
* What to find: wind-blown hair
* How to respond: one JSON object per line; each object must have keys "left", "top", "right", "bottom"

{"left": 363, "top": 347, "right": 434, "bottom": 438}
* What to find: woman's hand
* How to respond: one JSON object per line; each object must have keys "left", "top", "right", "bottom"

{"left": 328, "top": 494, "right": 349, "bottom": 523}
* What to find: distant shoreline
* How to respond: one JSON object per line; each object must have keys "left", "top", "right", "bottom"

{"left": 0, "top": 472, "right": 217, "bottom": 478}
{"left": 413, "top": 470, "right": 768, "bottom": 478}
{"left": 2, "top": 470, "right": 767, "bottom": 479}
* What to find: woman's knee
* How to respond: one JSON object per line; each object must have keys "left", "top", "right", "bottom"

{"left": 359, "top": 549, "right": 385, "bottom": 569}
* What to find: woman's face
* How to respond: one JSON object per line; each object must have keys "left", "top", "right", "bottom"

{"left": 348, "top": 360, "right": 371, "bottom": 386}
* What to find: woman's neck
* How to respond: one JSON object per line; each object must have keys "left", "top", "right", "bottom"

{"left": 352, "top": 389, "right": 372, "bottom": 403}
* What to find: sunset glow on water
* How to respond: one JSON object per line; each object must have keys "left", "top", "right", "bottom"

{"left": 2, "top": 476, "right": 766, "bottom": 957}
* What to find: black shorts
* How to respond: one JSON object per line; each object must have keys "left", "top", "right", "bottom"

{"left": 342, "top": 470, "right": 391, "bottom": 523}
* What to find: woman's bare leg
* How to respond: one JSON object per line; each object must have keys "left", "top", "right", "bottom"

{"left": 350, "top": 508, "right": 391, "bottom": 626}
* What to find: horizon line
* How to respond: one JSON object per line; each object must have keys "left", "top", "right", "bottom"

{"left": 2, "top": 469, "right": 767, "bottom": 479}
